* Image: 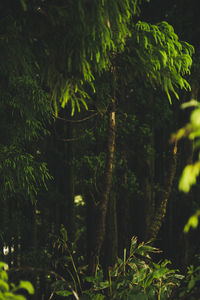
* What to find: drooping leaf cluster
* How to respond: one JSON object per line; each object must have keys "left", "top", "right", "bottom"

{"left": 120, "top": 21, "right": 194, "bottom": 103}
{"left": 13, "top": 0, "right": 193, "bottom": 116}
{"left": 17, "top": 0, "right": 148, "bottom": 115}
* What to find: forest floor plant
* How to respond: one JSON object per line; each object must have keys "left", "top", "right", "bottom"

{"left": 53, "top": 231, "right": 184, "bottom": 300}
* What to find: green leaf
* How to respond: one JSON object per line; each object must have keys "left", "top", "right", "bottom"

{"left": 93, "top": 294, "right": 106, "bottom": 300}
{"left": 56, "top": 290, "right": 73, "bottom": 296}
{"left": 20, "top": 0, "right": 27, "bottom": 11}
{"left": 0, "top": 279, "right": 9, "bottom": 293}
{"left": 0, "top": 262, "right": 8, "bottom": 271}
{"left": 60, "top": 225, "right": 68, "bottom": 242}
{"left": 187, "top": 276, "right": 196, "bottom": 291}
{"left": 130, "top": 236, "right": 138, "bottom": 254}
{"left": 181, "top": 100, "right": 199, "bottom": 109}
{"left": 179, "top": 162, "right": 200, "bottom": 193}
{"left": 190, "top": 108, "right": 200, "bottom": 129}
{"left": 0, "top": 270, "right": 8, "bottom": 282}
{"left": 184, "top": 212, "right": 200, "bottom": 232}
{"left": 4, "top": 293, "right": 26, "bottom": 300}
{"left": 84, "top": 276, "right": 96, "bottom": 283}
{"left": 18, "top": 281, "right": 34, "bottom": 294}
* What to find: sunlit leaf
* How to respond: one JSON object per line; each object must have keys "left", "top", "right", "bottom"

{"left": 179, "top": 162, "right": 200, "bottom": 193}
{"left": 18, "top": 281, "right": 34, "bottom": 294}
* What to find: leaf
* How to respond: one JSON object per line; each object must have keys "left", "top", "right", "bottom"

{"left": 96, "top": 52, "right": 100, "bottom": 63}
{"left": 0, "top": 279, "right": 9, "bottom": 292}
{"left": 99, "top": 281, "right": 109, "bottom": 289}
{"left": 184, "top": 211, "right": 200, "bottom": 232}
{"left": 20, "top": 0, "right": 27, "bottom": 11}
{"left": 61, "top": 88, "right": 70, "bottom": 108}
{"left": 0, "top": 262, "right": 8, "bottom": 272}
{"left": 6, "top": 293, "right": 26, "bottom": 300}
{"left": 79, "top": 98, "right": 88, "bottom": 111}
{"left": 71, "top": 98, "right": 75, "bottom": 116}
{"left": 159, "top": 50, "right": 168, "bottom": 66}
{"left": 179, "top": 162, "right": 200, "bottom": 193}
{"left": 60, "top": 225, "right": 68, "bottom": 242}
{"left": 152, "top": 267, "right": 167, "bottom": 279}
{"left": 130, "top": 236, "right": 138, "bottom": 254}
{"left": 187, "top": 276, "right": 196, "bottom": 291}
{"left": 144, "top": 273, "right": 154, "bottom": 288}
{"left": 0, "top": 268, "right": 8, "bottom": 282}
{"left": 18, "top": 281, "right": 34, "bottom": 294}
{"left": 93, "top": 294, "right": 106, "bottom": 300}
{"left": 190, "top": 108, "right": 200, "bottom": 129}
{"left": 84, "top": 276, "right": 97, "bottom": 283}
{"left": 56, "top": 290, "right": 73, "bottom": 296}
{"left": 181, "top": 100, "right": 199, "bottom": 109}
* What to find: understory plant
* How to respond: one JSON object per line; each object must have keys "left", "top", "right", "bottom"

{"left": 175, "top": 263, "right": 200, "bottom": 300}
{"left": 53, "top": 233, "right": 183, "bottom": 300}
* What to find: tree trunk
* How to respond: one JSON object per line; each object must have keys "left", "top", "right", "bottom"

{"left": 88, "top": 100, "right": 116, "bottom": 276}
{"left": 145, "top": 143, "right": 177, "bottom": 241}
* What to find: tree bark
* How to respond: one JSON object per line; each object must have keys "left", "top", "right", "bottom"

{"left": 88, "top": 97, "right": 116, "bottom": 276}
{"left": 145, "top": 143, "right": 177, "bottom": 241}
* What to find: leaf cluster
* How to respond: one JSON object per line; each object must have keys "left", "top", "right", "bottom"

{"left": 0, "top": 262, "right": 34, "bottom": 300}
{"left": 171, "top": 100, "right": 200, "bottom": 193}
{"left": 122, "top": 21, "right": 194, "bottom": 103}
{"left": 0, "top": 146, "right": 52, "bottom": 202}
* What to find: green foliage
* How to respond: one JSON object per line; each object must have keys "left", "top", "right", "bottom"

{"left": 0, "top": 2, "right": 197, "bottom": 299}
{"left": 0, "top": 262, "right": 34, "bottom": 299}
{"left": 172, "top": 100, "right": 200, "bottom": 193}
{"left": 172, "top": 100, "right": 200, "bottom": 232}
{"left": 179, "top": 162, "right": 200, "bottom": 193}
{"left": 125, "top": 21, "right": 194, "bottom": 103}
{"left": 174, "top": 264, "right": 200, "bottom": 299}
{"left": 54, "top": 237, "right": 183, "bottom": 299}
{"left": 0, "top": 75, "right": 51, "bottom": 145}
{"left": 0, "top": 34, "right": 53, "bottom": 201}
{"left": 53, "top": 226, "right": 82, "bottom": 296}
{"left": 0, "top": 146, "right": 52, "bottom": 201}
{"left": 184, "top": 210, "right": 200, "bottom": 233}
{"left": 25, "top": 0, "right": 146, "bottom": 115}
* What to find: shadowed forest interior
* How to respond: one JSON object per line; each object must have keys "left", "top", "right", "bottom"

{"left": 1, "top": 0, "right": 200, "bottom": 299}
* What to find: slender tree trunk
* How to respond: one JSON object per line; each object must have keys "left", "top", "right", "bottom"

{"left": 145, "top": 143, "right": 177, "bottom": 241}
{"left": 88, "top": 93, "right": 116, "bottom": 276}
